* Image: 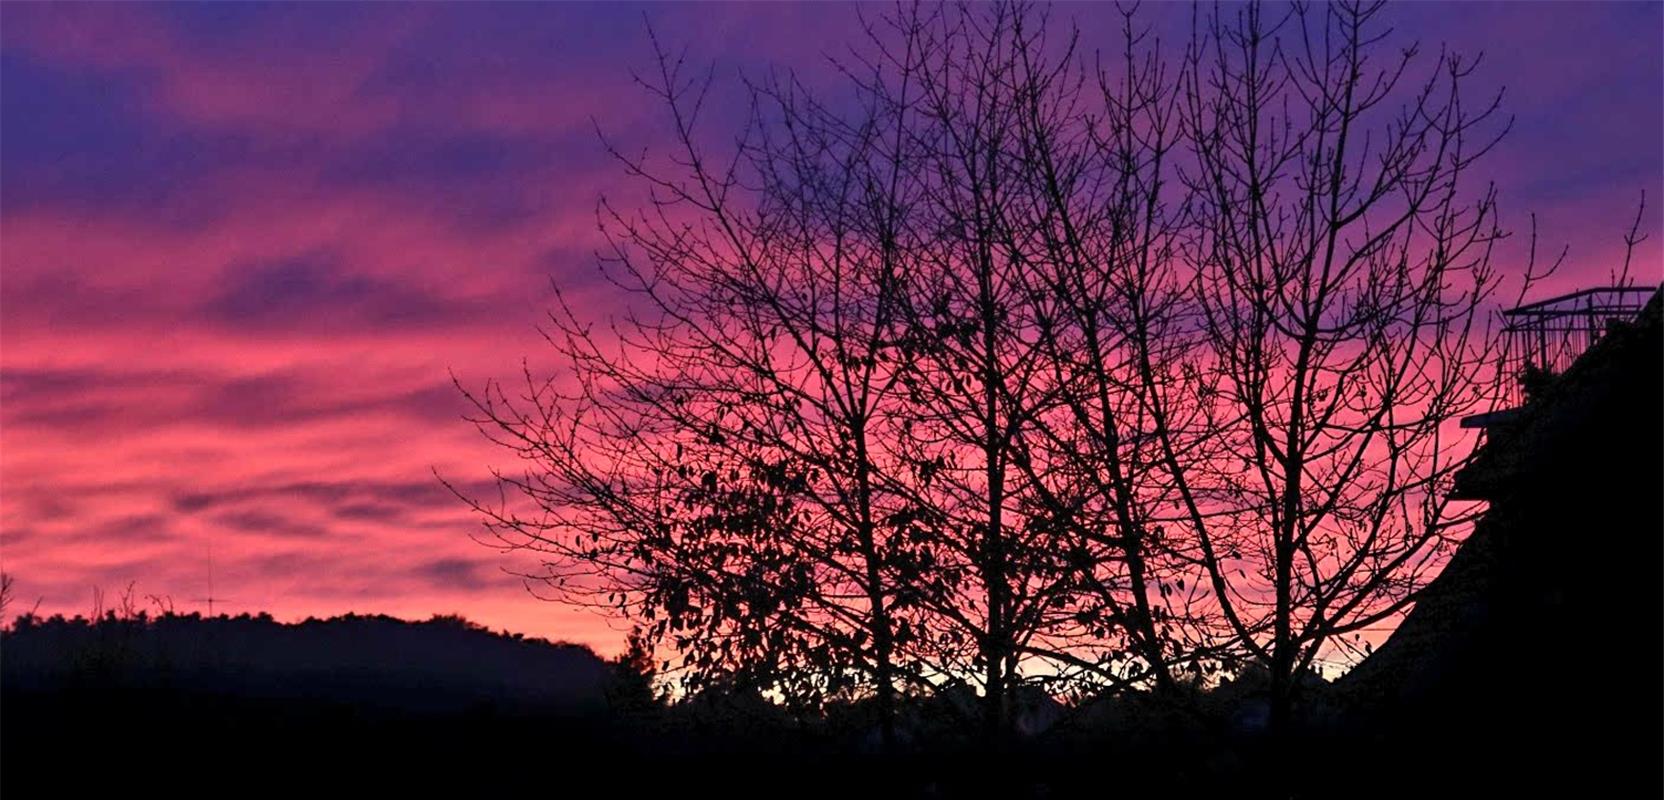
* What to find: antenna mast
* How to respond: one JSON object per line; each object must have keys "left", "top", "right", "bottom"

{"left": 191, "top": 540, "right": 229, "bottom": 616}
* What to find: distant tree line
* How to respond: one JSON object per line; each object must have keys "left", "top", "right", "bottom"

{"left": 452, "top": 0, "right": 1556, "bottom": 760}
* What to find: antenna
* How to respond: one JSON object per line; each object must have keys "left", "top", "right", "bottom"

{"left": 190, "top": 539, "right": 231, "bottom": 617}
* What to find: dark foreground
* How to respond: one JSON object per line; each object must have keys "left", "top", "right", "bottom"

{"left": 6, "top": 687, "right": 1646, "bottom": 798}
{"left": 2, "top": 614, "right": 1655, "bottom": 799}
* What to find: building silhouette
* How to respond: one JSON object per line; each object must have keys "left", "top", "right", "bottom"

{"left": 1341, "top": 285, "right": 1663, "bottom": 794}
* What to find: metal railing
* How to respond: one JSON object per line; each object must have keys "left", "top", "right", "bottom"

{"left": 1498, "top": 286, "right": 1653, "bottom": 405}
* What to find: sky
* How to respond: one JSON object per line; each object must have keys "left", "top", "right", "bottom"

{"left": 2, "top": 1, "right": 1659, "bottom": 657}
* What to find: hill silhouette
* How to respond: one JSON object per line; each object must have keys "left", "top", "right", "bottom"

{"left": 2, "top": 611, "right": 644, "bottom": 795}
{"left": 3, "top": 611, "right": 610, "bottom": 715}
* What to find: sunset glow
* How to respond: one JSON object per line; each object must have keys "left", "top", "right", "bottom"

{"left": 3, "top": 1, "right": 1659, "bottom": 659}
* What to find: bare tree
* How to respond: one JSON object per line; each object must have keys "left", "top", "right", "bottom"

{"left": 999, "top": 2, "right": 1215, "bottom": 701}
{"left": 880, "top": 2, "right": 1087, "bottom": 739}
{"left": 1162, "top": 0, "right": 1542, "bottom": 746}
{"left": 0, "top": 572, "right": 15, "bottom": 622}
{"left": 450, "top": 13, "right": 951, "bottom": 745}
{"left": 455, "top": 0, "right": 1558, "bottom": 754}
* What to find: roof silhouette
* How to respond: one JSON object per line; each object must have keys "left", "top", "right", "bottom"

{"left": 1337, "top": 284, "right": 1663, "bottom": 794}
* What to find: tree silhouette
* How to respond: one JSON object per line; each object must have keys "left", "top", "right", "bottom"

{"left": 1166, "top": 0, "right": 1543, "bottom": 751}
{"left": 605, "top": 626, "right": 662, "bottom": 715}
{"left": 454, "top": 0, "right": 1552, "bottom": 753}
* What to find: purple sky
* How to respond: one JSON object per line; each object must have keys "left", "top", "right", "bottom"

{"left": 2, "top": 1, "right": 1658, "bottom": 654}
